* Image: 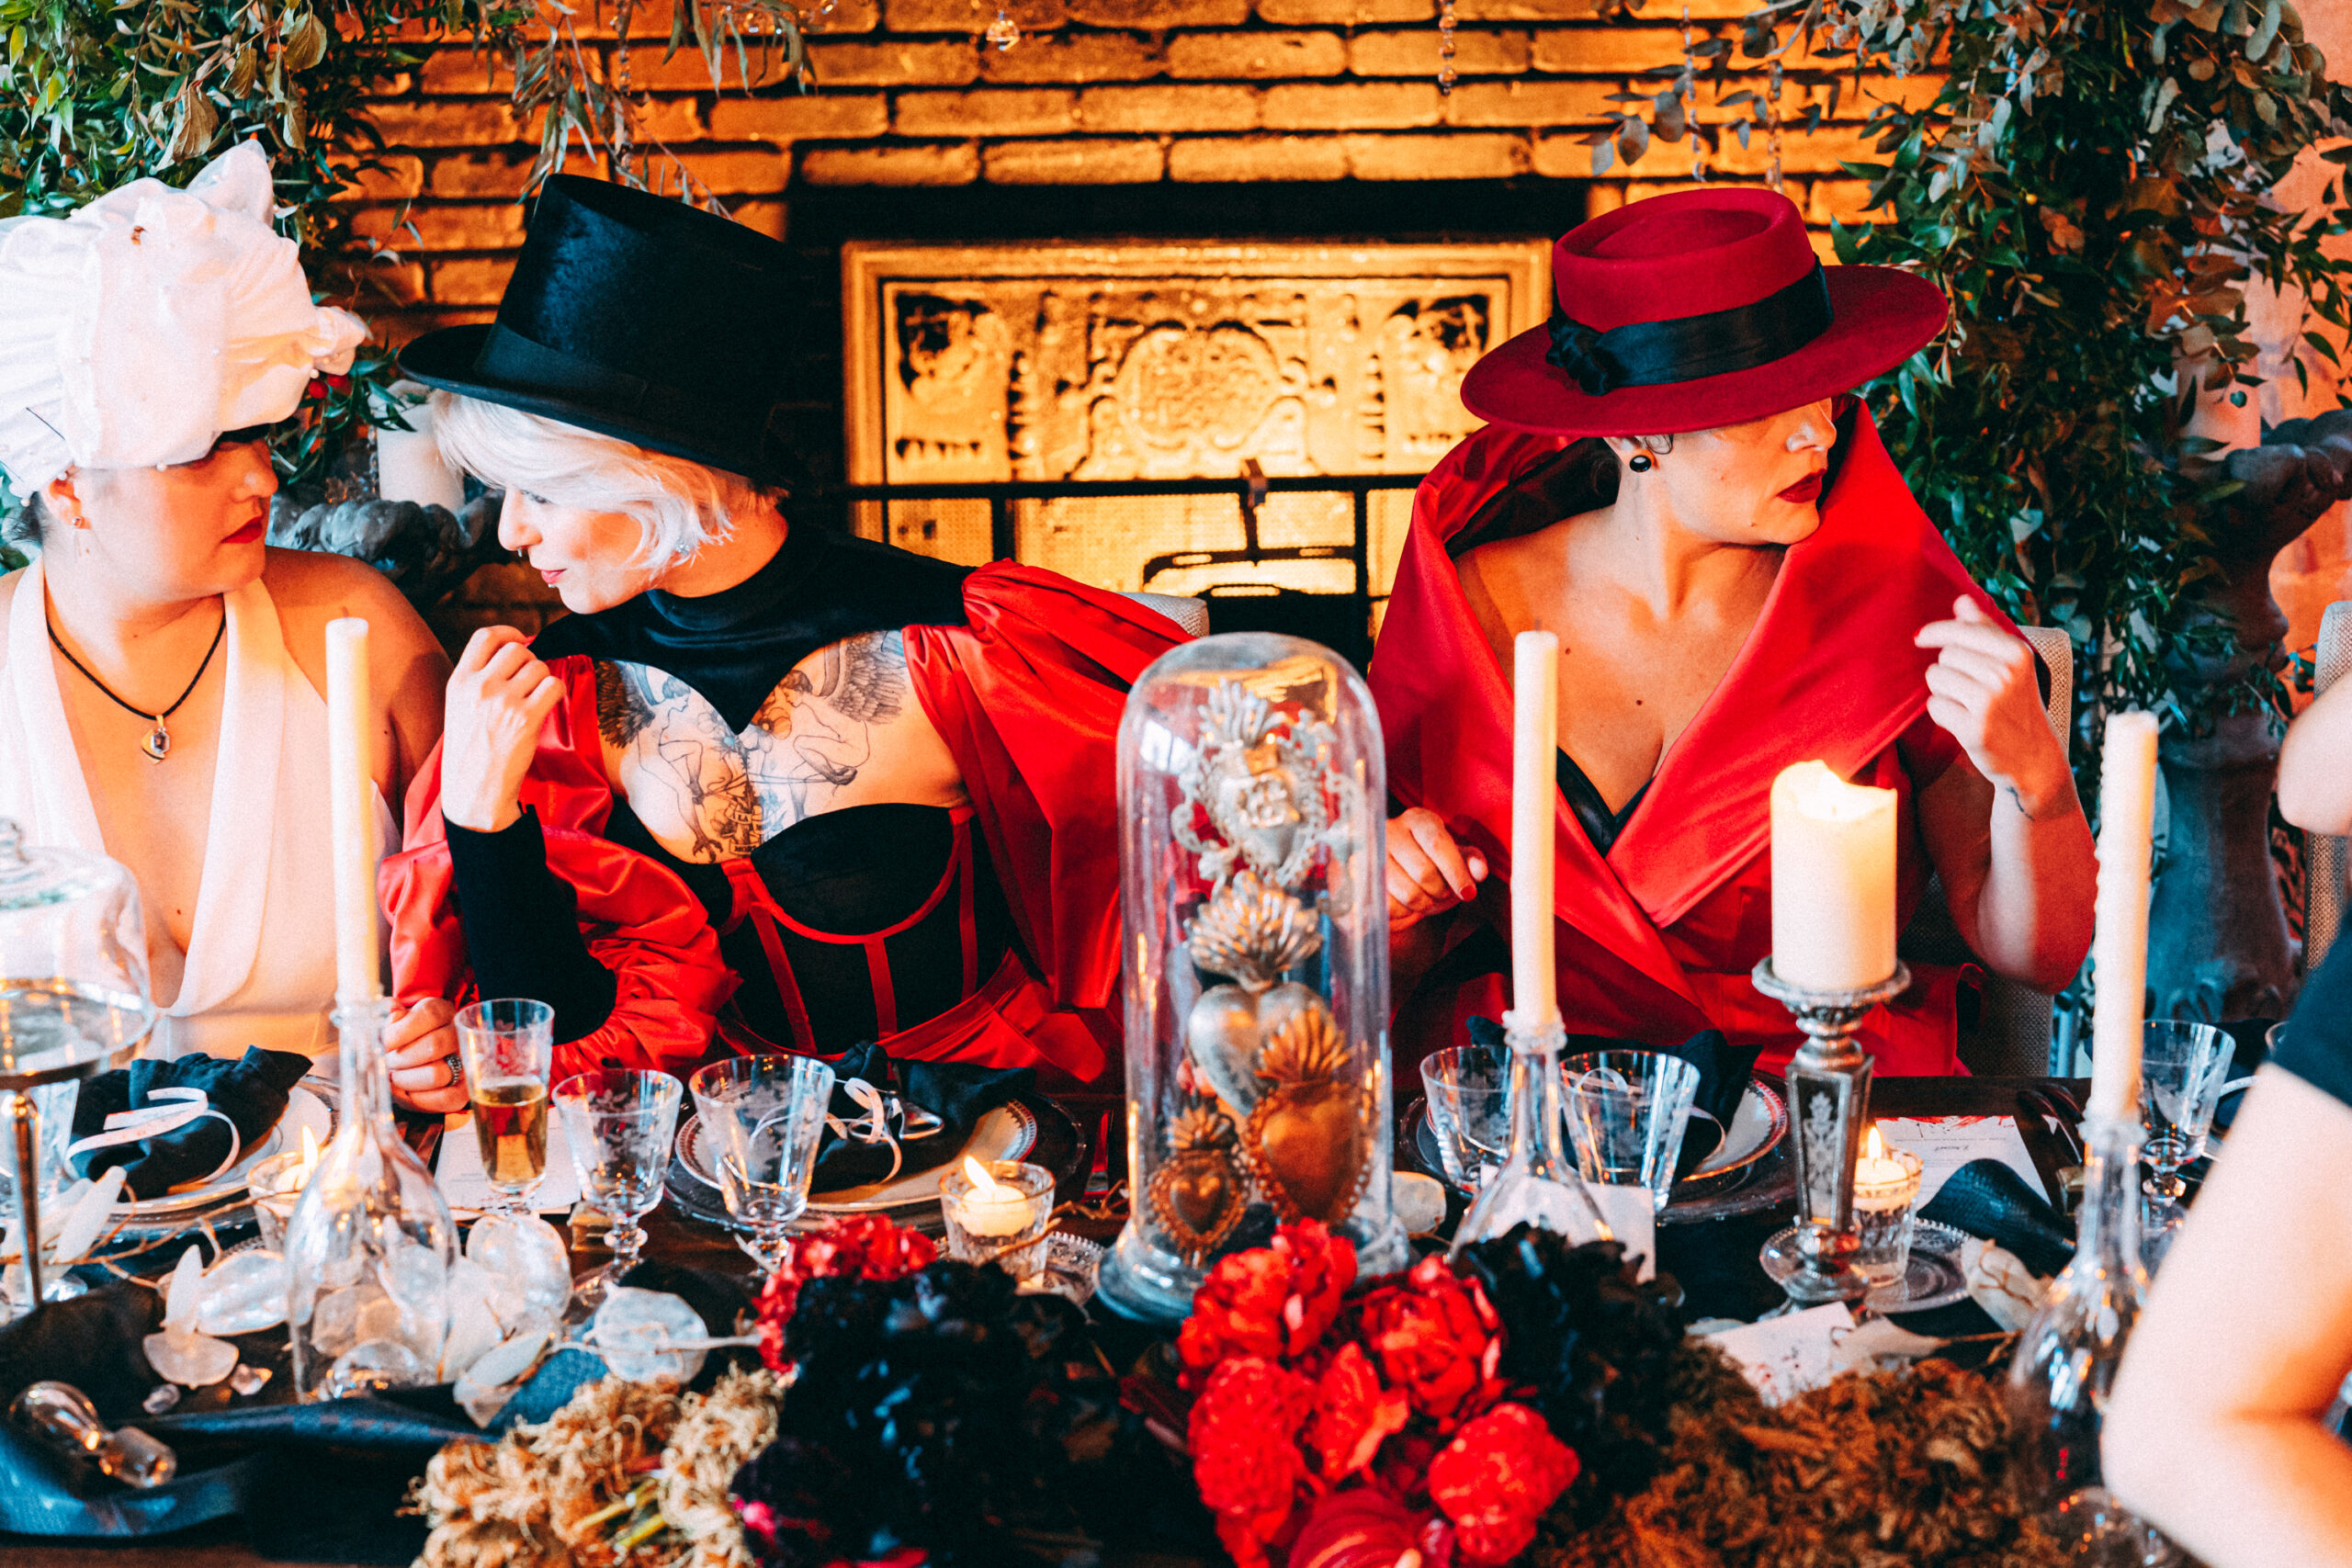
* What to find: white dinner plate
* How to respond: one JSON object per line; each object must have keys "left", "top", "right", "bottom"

{"left": 673, "top": 1100, "right": 1039, "bottom": 1217}
{"left": 1689, "top": 1079, "right": 1787, "bottom": 1181}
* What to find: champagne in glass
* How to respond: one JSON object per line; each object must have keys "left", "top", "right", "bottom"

{"left": 470, "top": 1077, "right": 549, "bottom": 1191}
{"left": 455, "top": 999, "right": 556, "bottom": 1215}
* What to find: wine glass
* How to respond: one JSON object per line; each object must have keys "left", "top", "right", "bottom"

{"left": 688, "top": 1055, "right": 834, "bottom": 1278}
{"left": 456, "top": 999, "right": 554, "bottom": 1216}
{"left": 551, "top": 1069, "right": 683, "bottom": 1310}
{"left": 2137, "top": 1019, "right": 2234, "bottom": 1268}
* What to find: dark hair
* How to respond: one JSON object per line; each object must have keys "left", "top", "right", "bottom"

{"left": 3, "top": 492, "right": 48, "bottom": 550}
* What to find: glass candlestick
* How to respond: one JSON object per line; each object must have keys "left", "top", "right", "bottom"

{"left": 1449, "top": 1012, "right": 1612, "bottom": 1254}
{"left": 1752, "top": 958, "right": 1910, "bottom": 1311}
{"left": 2007, "top": 1114, "right": 2183, "bottom": 1565}
{"left": 285, "top": 996, "right": 457, "bottom": 1400}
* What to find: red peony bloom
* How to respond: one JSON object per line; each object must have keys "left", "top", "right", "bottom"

{"left": 1176, "top": 1219, "right": 1356, "bottom": 1385}
{"left": 754, "top": 1213, "right": 938, "bottom": 1372}
{"left": 1286, "top": 1487, "right": 1446, "bottom": 1568}
{"left": 1426, "top": 1403, "right": 1579, "bottom": 1567}
{"left": 1308, "top": 1342, "right": 1411, "bottom": 1483}
{"left": 1188, "top": 1356, "right": 1320, "bottom": 1567}
{"left": 1357, "top": 1255, "right": 1506, "bottom": 1427}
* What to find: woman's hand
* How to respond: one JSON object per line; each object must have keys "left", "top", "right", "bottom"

{"left": 1387, "top": 807, "right": 1487, "bottom": 935}
{"left": 385, "top": 998, "right": 469, "bottom": 1114}
{"left": 1915, "top": 597, "right": 2072, "bottom": 820}
{"left": 441, "top": 626, "right": 562, "bottom": 833}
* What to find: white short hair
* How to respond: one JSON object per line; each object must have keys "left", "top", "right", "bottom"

{"left": 430, "top": 392, "right": 771, "bottom": 566}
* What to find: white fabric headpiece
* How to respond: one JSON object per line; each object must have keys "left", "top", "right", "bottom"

{"left": 0, "top": 141, "right": 367, "bottom": 499}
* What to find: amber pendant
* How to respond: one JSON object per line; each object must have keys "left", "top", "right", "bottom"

{"left": 1147, "top": 1101, "right": 1250, "bottom": 1264}
{"left": 141, "top": 722, "right": 170, "bottom": 761}
{"left": 1242, "top": 1002, "right": 1368, "bottom": 1225}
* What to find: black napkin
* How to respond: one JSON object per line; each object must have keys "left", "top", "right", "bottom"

{"left": 69, "top": 1047, "right": 311, "bottom": 1201}
{"left": 1918, "top": 1158, "right": 2075, "bottom": 1280}
{"left": 1465, "top": 1019, "right": 1759, "bottom": 1177}
{"left": 811, "top": 1043, "right": 1033, "bottom": 1190}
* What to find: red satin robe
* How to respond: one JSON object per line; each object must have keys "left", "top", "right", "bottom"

{"left": 380, "top": 564, "right": 1183, "bottom": 1088}
{"left": 1372, "top": 409, "right": 2004, "bottom": 1077}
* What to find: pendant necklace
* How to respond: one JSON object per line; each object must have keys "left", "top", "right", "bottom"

{"left": 48, "top": 606, "right": 227, "bottom": 761}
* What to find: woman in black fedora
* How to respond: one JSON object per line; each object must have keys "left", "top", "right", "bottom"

{"left": 382, "top": 175, "right": 1185, "bottom": 1091}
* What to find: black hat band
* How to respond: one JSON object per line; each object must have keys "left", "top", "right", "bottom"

{"left": 476, "top": 324, "right": 781, "bottom": 474}
{"left": 1545, "top": 262, "right": 1836, "bottom": 398}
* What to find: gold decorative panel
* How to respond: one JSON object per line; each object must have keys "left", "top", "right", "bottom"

{"left": 840, "top": 239, "right": 1550, "bottom": 601}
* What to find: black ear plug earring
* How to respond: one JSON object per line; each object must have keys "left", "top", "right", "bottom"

{"left": 1628, "top": 453, "right": 1655, "bottom": 473}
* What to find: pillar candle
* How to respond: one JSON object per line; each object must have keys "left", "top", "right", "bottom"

{"left": 324, "top": 618, "right": 381, "bottom": 1002}
{"left": 1511, "top": 630, "right": 1561, "bottom": 1025}
{"left": 1769, "top": 761, "right": 1897, "bottom": 990}
{"left": 2086, "top": 710, "right": 2159, "bottom": 1122}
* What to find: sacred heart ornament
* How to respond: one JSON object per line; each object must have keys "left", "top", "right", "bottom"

{"left": 1173, "top": 680, "right": 1357, "bottom": 894}
{"left": 1243, "top": 1000, "right": 1368, "bottom": 1225}
{"left": 1185, "top": 979, "right": 1327, "bottom": 1121}
{"left": 1148, "top": 1102, "right": 1250, "bottom": 1264}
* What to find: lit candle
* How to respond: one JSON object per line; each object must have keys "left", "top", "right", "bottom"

{"left": 1769, "top": 761, "right": 1897, "bottom": 990}
{"left": 324, "top": 618, "right": 381, "bottom": 1003}
{"left": 1510, "top": 630, "right": 1561, "bottom": 1024}
{"left": 2086, "top": 711, "right": 2159, "bottom": 1122}
{"left": 953, "top": 1156, "right": 1035, "bottom": 1237}
{"left": 1852, "top": 1124, "right": 1918, "bottom": 1211}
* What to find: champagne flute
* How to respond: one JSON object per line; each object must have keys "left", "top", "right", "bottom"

{"left": 552, "top": 1069, "right": 684, "bottom": 1309}
{"left": 456, "top": 999, "right": 555, "bottom": 1216}
{"left": 688, "top": 1055, "right": 834, "bottom": 1279}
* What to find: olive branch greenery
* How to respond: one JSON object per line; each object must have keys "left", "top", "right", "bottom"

{"left": 0, "top": 0, "right": 830, "bottom": 502}
{"left": 1604, "top": 0, "right": 2352, "bottom": 745}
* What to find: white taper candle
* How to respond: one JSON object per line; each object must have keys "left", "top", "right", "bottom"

{"left": 1511, "top": 630, "right": 1561, "bottom": 1024}
{"left": 2087, "top": 710, "right": 2159, "bottom": 1122}
{"left": 1769, "top": 760, "right": 1898, "bottom": 990}
{"left": 325, "top": 617, "right": 381, "bottom": 1002}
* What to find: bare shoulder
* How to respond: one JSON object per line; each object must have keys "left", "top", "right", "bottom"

{"left": 262, "top": 547, "right": 441, "bottom": 659}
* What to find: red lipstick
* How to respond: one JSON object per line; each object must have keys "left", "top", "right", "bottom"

{"left": 225, "top": 520, "right": 266, "bottom": 544}
{"left": 1777, "top": 470, "right": 1825, "bottom": 504}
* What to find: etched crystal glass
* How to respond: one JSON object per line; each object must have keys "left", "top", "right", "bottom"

{"left": 285, "top": 997, "right": 458, "bottom": 1399}
{"left": 1098, "top": 634, "right": 1404, "bottom": 1324}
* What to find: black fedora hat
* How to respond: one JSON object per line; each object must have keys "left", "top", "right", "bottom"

{"left": 400, "top": 175, "right": 799, "bottom": 484}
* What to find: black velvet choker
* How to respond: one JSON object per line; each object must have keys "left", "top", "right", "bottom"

{"left": 531, "top": 528, "right": 975, "bottom": 730}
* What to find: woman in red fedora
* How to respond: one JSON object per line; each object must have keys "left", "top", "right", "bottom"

{"left": 1372, "top": 187, "right": 2097, "bottom": 1077}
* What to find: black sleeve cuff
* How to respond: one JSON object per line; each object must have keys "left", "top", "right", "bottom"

{"left": 443, "top": 807, "right": 620, "bottom": 1044}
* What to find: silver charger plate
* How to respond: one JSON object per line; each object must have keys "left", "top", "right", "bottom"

{"left": 1677, "top": 1079, "right": 1789, "bottom": 1192}
{"left": 107, "top": 1085, "right": 333, "bottom": 1219}
{"left": 1758, "top": 1217, "right": 1973, "bottom": 1314}
{"left": 673, "top": 1100, "right": 1039, "bottom": 1218}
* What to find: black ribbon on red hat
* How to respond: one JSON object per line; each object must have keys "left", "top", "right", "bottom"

{"left": 1546, "top": 261, "right": 1836, "bottom": 396}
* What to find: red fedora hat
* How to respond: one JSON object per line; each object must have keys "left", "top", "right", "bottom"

{"left": 1461, "top": 186, "right": 1948, "bottom": 437}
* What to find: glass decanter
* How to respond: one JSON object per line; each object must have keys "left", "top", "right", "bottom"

{"left": 1449, "top": 1011, "right": 1612, "bottom": 1253}
{"left": 285, "top": 996, "right": 457, "bottom": 1399}
{"left": 2005, "top": 1114, "right": 2181, "bottom": 1566}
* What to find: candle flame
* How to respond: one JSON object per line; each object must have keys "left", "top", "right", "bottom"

{"left": 297, "top": 1125, "right": 321, "bottom": 1183}
{"left": 1862, "top": 1124, "right": 1886, "bottom": 1163}
{"left": 962, "top": 1155, "right": 1005, "bottom": 1196}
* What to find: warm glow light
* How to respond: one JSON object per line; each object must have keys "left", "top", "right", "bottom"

{"left": 1863, "top": 1124, "right": 1887, "bottom": 1163}
{"left": 295, "top": 1126, "right": 321, "bottom": 1185}
{"left": 962, "top": 1155, "right": 1005, "bottom": 1196}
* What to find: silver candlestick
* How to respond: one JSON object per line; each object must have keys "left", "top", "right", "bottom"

{"left": 1752, "top": 957, "right": 1911, "bottom": 1312}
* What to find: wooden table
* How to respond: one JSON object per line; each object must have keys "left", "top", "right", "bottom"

{"left": 2, "top": 1074, "right": 2086, "bottom": 1568}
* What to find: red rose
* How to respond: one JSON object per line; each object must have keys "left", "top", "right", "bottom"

{"left": 1286, "top": 1488, "right": 1446, "bottom": 1568}
{"left": 1177, "top": 1219, "right": 1356, "bottom": 1384}
{"left": 755, "top": 1213, "right": 938, "bottom": 1372}
{"left": 1308, "top": 1342, "right": 1411, "bottom": 1483}
{"left": 1188, "top": 1357, "right": 1319, "bottom": 1567}
{"left": 1357, "top": 1255, "right": 1506, "bottom": 1426}
{"left": 1426, "top": 1403, "right": 1579, "bottom": 1566}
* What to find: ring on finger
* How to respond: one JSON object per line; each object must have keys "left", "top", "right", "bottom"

{"left": 444, "top": 1052, "right": 466, "bottom": 1089}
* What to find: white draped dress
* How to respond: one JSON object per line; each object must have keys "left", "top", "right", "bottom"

{"left": 0, "top": 558, "right": 396, "bottom": 1060}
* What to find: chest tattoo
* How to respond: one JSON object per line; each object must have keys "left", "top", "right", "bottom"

{"left": 594, "top": 631, "right": 910, "bottom": 861}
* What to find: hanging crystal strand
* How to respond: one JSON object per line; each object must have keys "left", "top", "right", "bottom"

{"left": 1682, "top": 4, "right": 1705, "bottom": 181}
{"left": 1765, "top": 51, "right": 1784, "bottom": 193}
{"left": 285, "top": 998, "right": 458, "bottom": 1401}
{"left": 2005, "top": 1115, "right": 2185, "bottom": 1567}
{"left": 984, "top": 4, "right": 1019, "bottom": 51}
{"left": 1450, "top": 1012, "right": 1612, "bottom": 1254}
{"left": 1437, "top": 0, "right": 1458, "bottom": 96}
{"left": 611, "top": 0, "right": 636, "bottom": 185}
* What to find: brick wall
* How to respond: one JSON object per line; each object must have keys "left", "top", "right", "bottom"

{"left": 349, "top": 0, "right": 1926, "bottom": 487}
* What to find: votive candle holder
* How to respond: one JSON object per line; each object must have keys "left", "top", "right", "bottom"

{"left": 245, "top": 1150, "right": 309, "bottom": 1253}
{"left": 1851, "top": 1145, "right": 1925, "bottom": 1288}
{"left": 938, "top": 1159, "right": 1055, "bottom": 1281}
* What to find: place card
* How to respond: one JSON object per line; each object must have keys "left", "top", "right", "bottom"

{"left": 1703, "top": 1303, "right": 1857, "bottom": 1406}
{"left": 1875, "top": 1115, "right": 2044, "bottom": 1205}
{"left": 435, "top": 1108, "right": 582, "bottom": 1216}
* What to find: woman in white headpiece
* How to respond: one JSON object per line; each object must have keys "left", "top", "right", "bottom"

{"left": 0, "top": 142, "right": 465, "bottom": 1110}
